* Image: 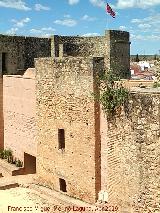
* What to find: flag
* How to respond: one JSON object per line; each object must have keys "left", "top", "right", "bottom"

{"left": 106, "top": 3, "right": 116, "bottom": 18}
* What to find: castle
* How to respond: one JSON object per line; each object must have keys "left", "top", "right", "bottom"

{"left": 0, "top": 30, "right": 160, "bottom": 213}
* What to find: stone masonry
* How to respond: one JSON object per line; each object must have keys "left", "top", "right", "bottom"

{"left": 4, "top": 29, "right": 160, "bottom": 212}
{"left": 0, "top": 30, "right": 130, "bottom": 76}
{"left": 36, "top": 57, "right": 102, "bottom": 203}
{"left": 51, "top": 30, "right": 130, "bottom": 78}
{"left": 101, "top": 90, "right": 160, "bottom": 212}
{"left": 0, "top": 29, "right": 130, "bottom": 152}
{"left": 0, "top": 35, "right": 51, "bottom": 75}
{"left": 35, "top": 30, "right": 160, "bottom": 212}
{"left": 35, "top": 30, "right": 130, "bottom": 204}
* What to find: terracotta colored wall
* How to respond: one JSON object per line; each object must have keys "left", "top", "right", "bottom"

{"left": 3, "top": 75, "right": 36, "bottom": 161}
{"left": 0, "top": 77, "right": 3, "bottom": 149}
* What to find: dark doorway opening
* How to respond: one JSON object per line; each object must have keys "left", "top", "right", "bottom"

{"left": 2, "top": 53, "right": 7, "bottom": 73}
{"left": 24, "top": 153, "right": 36, "bottom": 174}
{"left": 59, "top": 178, "right": 67, "bottom": 192}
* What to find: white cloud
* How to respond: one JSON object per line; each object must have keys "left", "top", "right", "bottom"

{"left": 131, "top": 33, "right": 160, "bottom": 41}
{"left": 147, "top": 35, "right": 160, "bottom": 40}
{"left": 30, "top": 27, "right": 55, "bottom": 35}
{"left": 11, "top": 17, "right": 30, "bottom": 27}
{"left": 81, "top": 14, "right": 96, "bottom": 21}
{"left": 119, "top": 25, "right": 126, "bottom": 30}
{"left": 6, "top": 27, "right": 18, "bottom": 35}
{"left": 115, "top": 0, "right": 160, "bottom": 9}
{"left": 64, "top": 14, "right": 71, "bottom": 18}
{"left": 115, "top": 0, "right": 135, "bottom": 9}
{"left": 138, "top": 23, "right": 151, "bottom": 29}
{"left": 35, "top": 4, "right": 50, "bottom": 11}
{"left": 89, "top": 0, "right": 105, "bottom": 8}
{"left": 68, "top": 0, "right": 79, "bottom": 5}
{"left": 131, "top": 13, "right": 160, "bottom": 34}
{"left": 131, "top": 19, "right": 141, "bottom": 23}
{"left": 30, "top": 27, "right": 55, "bottom": 37}
{"left": 131, "top": 34, "right": 146, "bottom": 40}
{"left": 82, "top": 32, "right": 100, "bottom": 36}
{"left": 54, "top": 18, "right": 77, "bottom": 27}
{"left": 131, "top": 14, "right": 160, "bottom": 25}
{"left": 0, "top": 0, "right": 31, "bottom": 11}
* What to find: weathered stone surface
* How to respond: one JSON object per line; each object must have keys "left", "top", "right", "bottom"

{"left": 0, "top": 29, "right": 133, "bottom": 209}
{"left": 0, "top": 30, "right": 130, "bottom": 77}
{"left": 35, "top": 57, "right": 102, "bottom": 204}
{"left": 51, "top": 30, "right": 130, "bottom": 78}
{"left": 0, "top": 35, "right": 51, "bottom": 74}
{"left": 101, "top": 92, "right": 160, "bottom": 212}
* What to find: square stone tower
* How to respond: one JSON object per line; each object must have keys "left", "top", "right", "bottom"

{"left": 36, "top": 57, "right": 103, "bottom": 203}
{"left": 35, "top": 30, "right": 130, "bottom": 204}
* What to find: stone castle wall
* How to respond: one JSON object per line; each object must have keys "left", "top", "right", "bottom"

{"left": 51, "top": 30, "right": 130, "bottom": 78}
{"left": 0, "top": 29, "right": 158, "bottom": 213}
{"left": 35, "top": 51, "right": 160, "bottom": 211}
{"left": 109, "top": 30, "right": 130, "bottom": 78}
{"left": 0, "top": 35, "right": 26, "bottom": 74}
{"left": 24, "top": 37, "right": 51, "bottom": 69}
{"left": 51, "top": 35, "right": 106, "bottom": 57}
{"left": 130, "top": 55, "right": 160, "bottom": 62}
{"left": 35, "top": 57, "right": 103, "bottom": 203}
{"left": 0, "top": 30, "right": 133, "bottom": 207}
{"left": 130, "top": 92, "right": 160, "bottom": 213}
{"left": 0, "top": 35, "right": 51, "bottom": 75}
{"left": 0, "top": 30, "right": 130, "bottom": 78}
{"left": 101, "top": 102, "right": 139, "bottom": 212}
{"left": 101, "top": 91, "right": 160, "bottom": 212}
{"left": 3, "top": 75, "right": 36, "bottom": 161}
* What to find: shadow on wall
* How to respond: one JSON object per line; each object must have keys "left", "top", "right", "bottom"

{"left": 23, "top": 152, "right": 36, "bottom": 174}
{"left": 12, "top": 153, "right": 36, "bottom": 176}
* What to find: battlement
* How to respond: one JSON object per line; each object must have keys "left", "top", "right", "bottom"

{"left": 0, "top": 29, "right": 130, "bottom": 78}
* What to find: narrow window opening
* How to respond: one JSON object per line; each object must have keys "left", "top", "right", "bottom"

{"left": 58, "top": 129, "right": 65, "bottom": 149}
{"left": 59, "top": 178, "right": 67, "bottom": 192}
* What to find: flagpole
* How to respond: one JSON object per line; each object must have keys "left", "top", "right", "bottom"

{"left": 106, "top": 13, "right": 109, "bottom": 30}
{"left": 106, "top": 2, "right": 110, "bottom": 30}
{"left": 106, "top": 2, "right": 108, "bottom": 30}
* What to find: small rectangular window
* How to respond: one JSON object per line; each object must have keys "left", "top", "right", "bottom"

{"left": 59, "top": 178, "right": 67, "bottom": 192}
{"left": 58, "top": 129, "right": 65, "bottom": 149}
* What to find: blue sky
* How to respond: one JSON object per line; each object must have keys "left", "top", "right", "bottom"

{"left": 0, "top": 0, "right": 160, "bottom": 55}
